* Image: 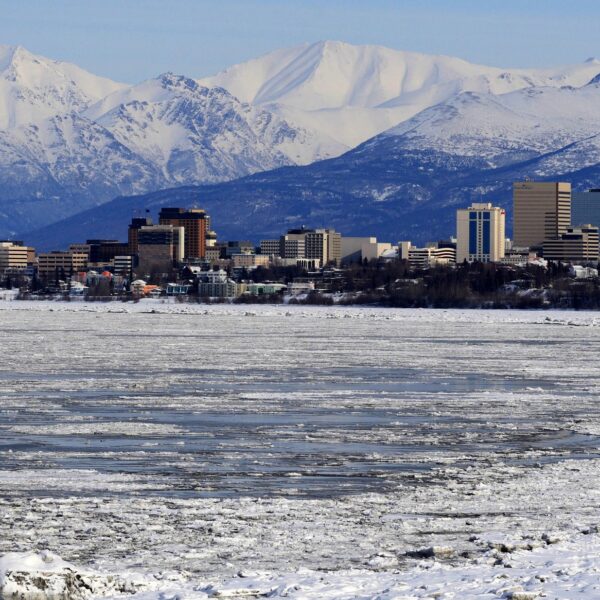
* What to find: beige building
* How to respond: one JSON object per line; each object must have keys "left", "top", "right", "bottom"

{"left": 0, "top": 242, "right": 31, "bottom": 271}
{"left": 513, "top": 182, "right": 571, "bottom": 248}
{"left": 542, "top": 225, "right": 599, "bottom": 263}
{"left": 456, "top": 203, "right": 506, "bottom": 263}
{"left": 283, "top": 228, "right": 342, "bottom": 266}
{"left": 38, "top": 251, "right": 88, "bottom": 277}
{"left": 232, "top": 253, "right": 270, "bottom": 269}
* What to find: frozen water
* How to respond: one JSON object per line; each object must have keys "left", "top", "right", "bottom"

{"left": 1, "top": 302, "right": 600, "bottom": 597}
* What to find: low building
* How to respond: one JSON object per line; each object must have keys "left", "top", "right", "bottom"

{"left": 500, "top": 248, "right": 540, "bottom": 267}
{"left": 398, "top": 242, "right": 456, "bottom": 269}
{"left": 198, "top": 269, "right": 239, "bottom": 298}
{"left": 542, "top": 225, "right": 600, "bottom": 263}
{"left": 246, "top": 282, "right": 287, "bottom": 295}
{"left": 166, "top": 283, "right": 192, "bottom": 295}
{"left": 113, "top": 255, "right": 133, "bottom": 276}
{"left": 37, "top": 251, "right": 88, "bottom": 278}
{"left": 232, "top": 253, "right": 270, "bottom": 269}
{"left": 341, "top": 237, "right": 392, "bottom": 264}
{"left": 288, "top": 281, "right": 315, "bottom": 295}
{"left": 0, "top": 242, "right": 31, "bottom": 271}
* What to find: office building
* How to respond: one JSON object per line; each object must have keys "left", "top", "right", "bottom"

{"left": 260, "top": 239, "right": 281, "bottom": 257}
{"left": 513, "top": 182, "right": 571, "bottom": 248}
{"left": 0, "top": 242, "right": 31, "bottom": 271}
{"left": 127, "top": 217, "right": 153, "bottom": 255}
{"left": 271, "top": 227, "right": 342, "bottom": 266}
{"left": 542, "top": 225, "right": 599, "bottom": 263}
{"left": 137, "top": 225, "right": 185, "bottom": 275}
{"left": 38, "top": 251, "right": 88, "bottom": 277}
{"left": 159, "top": 207, "right": 210, "bottom": 259}
{"left": 572, "top": 189, "right": 600, "bottom": 228}
{"left": 456, "top": 203, "right": 506, "bottom": 262}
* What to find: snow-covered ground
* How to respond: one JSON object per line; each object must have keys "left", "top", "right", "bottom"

{"left": 1, "top": 302, "right": 600, "bottom": 598}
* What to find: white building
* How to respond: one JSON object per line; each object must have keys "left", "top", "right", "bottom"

{"left": 341, "top": 237, "right": 392, "bottom": 264}
{"left": 398, "top": 241, "right": 456, "bottom": 269}
{"left": 198, "top": 269, "right": 239, "bottom": 298}
{"left": 456, "top": 203, "right": 506, "bottom": 263}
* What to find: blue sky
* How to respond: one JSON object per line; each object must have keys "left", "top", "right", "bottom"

{"left": 2, "top": 0, "right": 599, "bottom": 83}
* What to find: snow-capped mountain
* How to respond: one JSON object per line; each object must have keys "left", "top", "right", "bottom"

{"left": 0, "top": 46, "right": 336, "bottom": 236}
{"left": 200, "top": 40, "right": 600, "bottom": 148}
{"left": 5, "top": 40, "right": 600, "bottom": 241}
{"left": 85, "top": 73, "right": 341, "bottom": 184}
{"left": 0, "top": 44, "right": 125, "bottom": 129}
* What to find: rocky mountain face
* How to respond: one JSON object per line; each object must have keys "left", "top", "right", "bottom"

{"left": 0, "top": 47, "right": 337, "bottom": 237}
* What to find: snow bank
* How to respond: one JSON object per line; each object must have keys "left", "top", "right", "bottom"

{"left": 4, "top": 533, "right": 600, "bottom": 599}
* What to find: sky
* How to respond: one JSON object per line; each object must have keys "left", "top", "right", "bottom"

{"left": 1, "top": 0, "right": 600, "bottom": 83}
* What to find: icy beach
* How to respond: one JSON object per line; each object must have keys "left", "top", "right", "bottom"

{"left": 1, "top": 301, "right": 600, "bottom": 598}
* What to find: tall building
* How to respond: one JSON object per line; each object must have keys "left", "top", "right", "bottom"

{"left": 542, "top": 225, "right": 599, "bottom": 263}
{"left": 513, "top": 182, "right": 571, "bottom": 248}
{"left": 456, "top": 203, "right": 506, "bottom": 263}
{"left": 572, "top": 189, "right": 600, "bottom": 228}
{"left": 159, "top": 207, "right": 210, "bottom": 259}
{"left": 137, "top": 225, "right": 185, "bottom": 275}
{"left": 128, "top": 217, "right": 153, "bottom": 255}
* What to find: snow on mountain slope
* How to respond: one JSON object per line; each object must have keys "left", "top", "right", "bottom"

{"left": 379, "top": 82, "right": 600, "bottom": 165}
{"left": 0, "top": 45, "right": 125, "bottom": 129}
{"left": 85, "top": 73, "right": 343, "bottom": 181}
{"left": 200, "top": 41, "right": 600, "bottom": 148}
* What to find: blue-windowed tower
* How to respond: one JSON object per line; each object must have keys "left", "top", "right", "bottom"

{"left": 457, "top": 203, "right": 506, "bottom": 263}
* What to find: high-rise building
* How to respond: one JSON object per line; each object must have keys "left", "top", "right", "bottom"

{"left": 456, "top": 203, "right": 506, "bottom": 263}
{"left": 542, "top": 225, "right": 599, "bottom": 263}
{"left": 137, "top": 225, "right": 185, "bottom": 275}
{"left": 572, "top": 189, "right": 600, "bottom": 228}
{"left": 128, "top": 217, "right": 153, "bottom": 255}
{"left": 513, "top": 182, "right": 571, "bottom": 248}
{"left": 159, "top": 207, "right": 210, "bottom": 259}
